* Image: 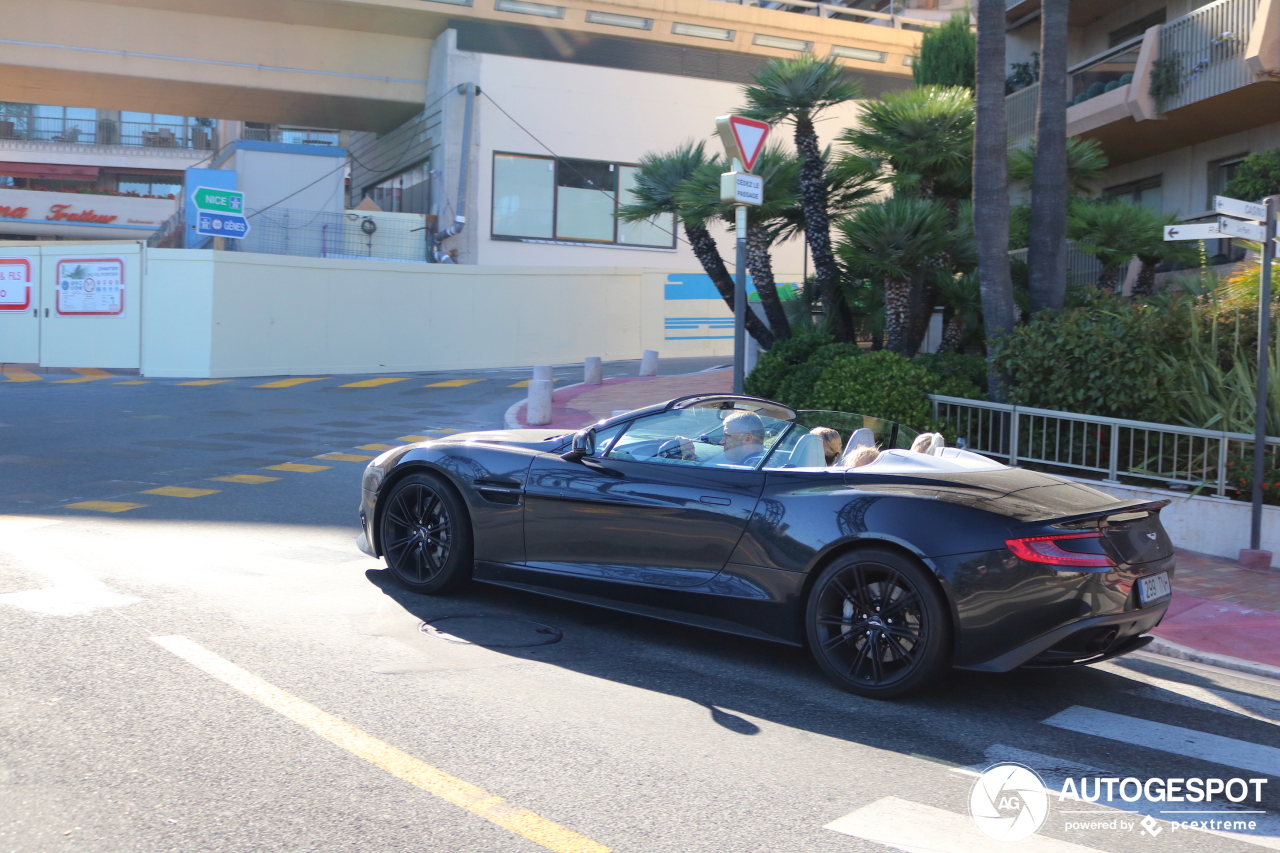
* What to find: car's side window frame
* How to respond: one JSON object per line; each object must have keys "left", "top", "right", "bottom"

{"left": 758, "top": 423, "right": 799, "bottom": 470}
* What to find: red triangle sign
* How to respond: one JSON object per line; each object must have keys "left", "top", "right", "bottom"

{"left": 728, "top": 116, "right": 770, "bottom": 172}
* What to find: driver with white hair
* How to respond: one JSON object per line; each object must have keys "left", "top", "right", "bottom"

{"left": 722, "top": 411, "right": 767, "bottom": 466}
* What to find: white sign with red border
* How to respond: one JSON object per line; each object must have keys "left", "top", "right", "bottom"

{"left": 715, "top": 115, "right": 771, "bottom": 173}
{"left": 0, "top": 257, "right": 33, "bottom": 311}
{"left": 56, "top": 257, "right": 125, "bottom": 317}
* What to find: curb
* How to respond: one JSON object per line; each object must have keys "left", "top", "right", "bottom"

{"left": 504, "top": 381, "right": 588, "bottom": 430}
{"left": 1146, "top": 637, "right": 1280, "bottom": 682}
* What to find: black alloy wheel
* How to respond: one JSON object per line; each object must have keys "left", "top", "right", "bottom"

{"left": 380, "top": 473, "right": 473, "bottom": 593}
{"left": 805, "top": 548, "right": 949, "bottom": 698}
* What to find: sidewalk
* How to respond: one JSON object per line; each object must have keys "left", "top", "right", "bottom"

{"left": 508, "top": 370, "right": 1280, "bottom": 680}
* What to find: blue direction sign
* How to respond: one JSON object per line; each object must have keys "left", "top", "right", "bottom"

{"left": 196, "top": 210, "right": 250, "bottom": 239}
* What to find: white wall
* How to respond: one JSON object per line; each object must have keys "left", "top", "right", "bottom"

{"left": 232, "top": 147, "right": 347, "bottom": 215}
{"left": 139, "top": 250, "right": 732, "bottom": 378}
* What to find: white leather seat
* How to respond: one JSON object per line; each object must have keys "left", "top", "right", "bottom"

{"left": 849, "top": 428, "right": 876, "bottom": 450}
{"left": 787, "top": 433, "right": 828, "bottom": 468}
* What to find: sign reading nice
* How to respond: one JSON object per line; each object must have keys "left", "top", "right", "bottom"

{"left": 193, "top": 186, "right": 250, "bottom": 239}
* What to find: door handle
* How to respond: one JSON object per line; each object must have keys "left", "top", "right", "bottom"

{"left": 700, "top": 496, "right": 731, "bottom": 506}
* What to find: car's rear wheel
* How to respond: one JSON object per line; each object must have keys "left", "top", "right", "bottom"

{"left": 379, "top": 473, "right": 473, "bottom": 594}
{"left": 805, "top": 548, "right": 950, "bottom": 698}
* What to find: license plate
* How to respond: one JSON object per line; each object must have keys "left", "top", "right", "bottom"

{"left": 1138, "top": 571, "right": 1172, "bottom": 605}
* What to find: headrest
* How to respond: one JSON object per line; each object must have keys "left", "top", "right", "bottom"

{"left": 849, "top": 428, "right": 877, "bottom": 449}
{"left": 788, "top": 433, "right": 828, "bottom": 468}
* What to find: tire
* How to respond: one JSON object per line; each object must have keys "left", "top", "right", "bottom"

{"left": 379, "top": 472, "right": 473, "bottom": 594}
{"left": 805, "top": 547, "right": 950, "bottom": 699}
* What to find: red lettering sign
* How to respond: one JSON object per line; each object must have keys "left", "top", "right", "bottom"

{"left": 0, "top": 205, "right": 28, "bottom": 219}
{"left": 46, "top": 204, "right": 117, "bottom": 224}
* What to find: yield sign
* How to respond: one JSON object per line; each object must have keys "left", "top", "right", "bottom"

{"left": 715, "top": 115, "right": 771, "bottom": 173}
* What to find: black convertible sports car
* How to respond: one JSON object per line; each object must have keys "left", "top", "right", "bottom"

{"left": 357, "top": 394, "right": 1175, "bottom": 698}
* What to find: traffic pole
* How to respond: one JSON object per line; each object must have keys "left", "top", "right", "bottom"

{"left": 1250, "top": 195, "right": 1278, "bottom": 550}
{"left": 733, "top": 203, "right": 747, "bottom": 395}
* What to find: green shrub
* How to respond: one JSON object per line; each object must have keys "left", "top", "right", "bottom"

{"left": 914, "top": 352, "right": 988, "bottom": 390}
{"left": 990, "top": 290, "right": 1189, "bottom": 422}
{"left": 1224, "top": 148, "right": 1280, "bottom": 202}
{"left": 744, "top": 331, "right": 833, "bottom": 400}
{"left": 773, "top": 342, "right": 863, "bottom": 408}
{"left": 810, "top": 350, "right": 982, "bottom": 430}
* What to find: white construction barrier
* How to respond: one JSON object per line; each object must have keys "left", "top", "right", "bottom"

{"left": 639, "top": 349, "right": 659, "bottom": 377}
{"left": 526, "top": 379, "right": 553, "bottom": 425}
{"left": 584, "top": 356, "right": 602, "bottom": 385}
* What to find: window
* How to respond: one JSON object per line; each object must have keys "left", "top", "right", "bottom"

{"left": 585, "top": 10, "right": 651, "bottom": 29}
{"left": 1104, "top": 175, "right": 1163, "bottom": 212}
{"left": 831, "top": 45, "right": 887, "bottom": 63}
{"left": 604, "top": 408, "right": 791, "bottom": 469}
{"left": 491, "top": 153, "right": 675, "bottom": 249}
{"left": 1108, "top": 9, "right": 1166, "bottom": 47}
{"left": 672, "top": 22, "right": 734, "bottom": 41}
{"left": 1207, "top": 154, "right": 1250, "bottom": 264}
{"left": 752, "top": 34, "right": 812, "bottom": 53}
{"left": 365, "top": 161, "right": 431, "bottom": 214}
{"left": 116, "top": 174, "right": 182, "bottom": 197}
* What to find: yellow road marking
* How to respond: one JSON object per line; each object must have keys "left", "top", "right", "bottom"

{"left": 425, "top": 379, "right": 482, "bottom": 387}
{"left": 115, "top": 380, "right": 149, "bottom": 385}
{"left": 141, "top": 486, "right": 220, "bottom": 498}
{"left": 210, "top": 474, "right": 280, "bottom": 485}
{"left": 265, "top": 463, "right": 331, "bottom": 473}
{"left": 436, "top": 428, "right": 459, "bottom": 433}
{"left": 315, "top": 452, "right": 375, "bottom": 462}
{"left": 1, "top": 366, "right": 42, "bottom": 382}
{"left": 65, "top": 501, "right": 145, "bottom": 513}
{"left": 254, "top": 377, "right": 330, "bottom": 389}
{"left": 152, "top": 635, "right": 610, "bottom": 853}
{"left": 509, "top": 379, "right": 561, "bottom": 388}
{"left": 339, "top": 377, "right": 409, "bottom": 388}
{"left": 178, "top": 379, "right": 232, "bottom": 386}
{"left": 359, "top": 444, "right": 396, "bottom": 451}
{"left": 397, "top": 435, "right": 431, "bottom": 443}
{"left": 53, "top": 368, "right": 113, "bottom": 384}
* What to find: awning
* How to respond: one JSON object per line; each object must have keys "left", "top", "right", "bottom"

{"left": 0, "top": 162, "right": 100, "bottom": 180}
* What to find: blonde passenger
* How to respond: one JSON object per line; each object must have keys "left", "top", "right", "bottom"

{"left": 910, "top": 432, "right": 937, "bottom": 454}
{"left": 810, "top": 427, "right": 843, "bottom": 465}
{"left": 846, "top": 445, "right": 881, "bottom": 468}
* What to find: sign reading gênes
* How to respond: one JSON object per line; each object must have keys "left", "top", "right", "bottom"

{"left": 193, "top": 187, "right": 244, "bottom": 215}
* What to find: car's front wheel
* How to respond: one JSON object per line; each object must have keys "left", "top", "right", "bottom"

{"left": 379, "top": 473, "right": 473, "bottom": 594}
{"left": 805, "top": 548, "right": 950, "bottom": 698}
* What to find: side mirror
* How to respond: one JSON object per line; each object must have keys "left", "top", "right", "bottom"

{"left": 561, "top": 427, "right": 596, "bottom": 462}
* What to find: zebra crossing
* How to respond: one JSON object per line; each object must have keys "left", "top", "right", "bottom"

{"left": 827, "top": 661, "right": 1280, "bottom": 852}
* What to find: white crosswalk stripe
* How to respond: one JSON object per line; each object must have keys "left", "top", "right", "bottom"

{"left": 1044, "top": 705, "right": 1280, "bottom": 776}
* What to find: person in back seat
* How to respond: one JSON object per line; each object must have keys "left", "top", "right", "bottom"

{"left": 810, "top": 427, "right": 843, "bottom": 465}
{"left": 846, "top": 445, "right": 881, "bottom": 468}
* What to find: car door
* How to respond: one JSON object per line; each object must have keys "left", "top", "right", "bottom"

{"left": 522, "top": 411, "right": 766, "bottom": 588}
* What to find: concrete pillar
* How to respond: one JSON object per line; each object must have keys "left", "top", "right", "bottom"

{"left": 526, "top": 379, "right": 553, "bottom": 425}
{"left": 532, "top": 365, "right": 553, "bottom": 382}
{"left": 584, "top": 357, "right": 602, "bottom": 385}
{"left": 639, "top": 350, "right": 659, "bottom": 377}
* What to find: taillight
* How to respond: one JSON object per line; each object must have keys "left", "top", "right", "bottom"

{"left": 1005, "top": 533, "right": 1114, "bottom": 568}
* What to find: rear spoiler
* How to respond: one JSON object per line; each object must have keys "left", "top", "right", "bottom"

{"left": 1048, "top": 498, "right": 1171, "bottom": 529}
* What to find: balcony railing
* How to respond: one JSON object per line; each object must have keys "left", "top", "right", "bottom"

{"left": 242, "top": 124, "right": 341, "bottom": 146}
{"left": 0, "top": 116, "right": 215, "bottom": 150}
{"left": 1156, "top": 0, "right": 1259, "bottom": 113}
{"left": 1006, "top": 83, "right": 1038, "bottom": 145}
{"left": 1009, "top": 242, "right": 1104, "bottom": 288}
{"left": 1069, "top": 38, "right": 1141, "bottom": 104}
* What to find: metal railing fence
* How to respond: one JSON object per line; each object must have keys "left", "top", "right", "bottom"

{"left": 929, "top": 394, "right": 1280, "bottom": 496}
{"left": 1157, "top": 0, "right": 1258, "bottom": 112}
{"left": 1006, "top": 84, "right": 1038, "bottom": 145}
{"left": 1008, "top": 242, "right": 1105, "bottom": 289}
{"left": 236, "top": 207, "right": 431, "bottom": 262}
{"left": 0, "top": 115, "right": 215, "bottom": 149}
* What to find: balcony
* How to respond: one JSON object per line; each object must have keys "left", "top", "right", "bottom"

{"left": 1005, "top": 0, "right": 1280, "bottom": 166}
{"left": 0, "top": 115, "right": 216, "bottom": 150}
{"left": 242, "top": 123, "right": 341, "bottom": 146}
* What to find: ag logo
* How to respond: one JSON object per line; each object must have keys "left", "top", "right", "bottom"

{"left": 969, "top": 762, "right": 1049, "bottom": 841}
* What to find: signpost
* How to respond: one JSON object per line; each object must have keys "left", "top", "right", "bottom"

{"left": 1170, "top": 195, "right": 1279, "bottom": 560}
{"left": 1163, "top": 223, "right": 1222, "bottom": 241}
{"left": 192, "top": 186, "right": 249, "bottom": 244}
{"left": 715, "top": 115, "right": 769, "bottom": 394}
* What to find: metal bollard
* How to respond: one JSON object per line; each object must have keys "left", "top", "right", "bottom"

{"left": 584, "top": 356, "right": 603, "bottom": 385}
{"left": 526, "top": 379, "right": 553, "bottom": 425}
{"left": 639, "top": 350, "right": 659, "bottom": 377}
{"left": 532, "top": 365, "right": 553, "bottom": 382}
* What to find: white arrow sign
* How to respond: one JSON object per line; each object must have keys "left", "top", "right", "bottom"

{"left": 1214, "top": 195, "right": 1268, "bottom": 222}
{"left": 1218, "top": 216, "right": 1268, "bottom": 241}
{"left": 1164, "top": 223, "right": 1222, "bottom": 241}
{"left": 720, "top": 171, "right": 763, "bottom": 205}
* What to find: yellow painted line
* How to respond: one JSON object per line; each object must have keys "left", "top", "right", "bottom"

{"left": 436, "top": 428, "right": 459, "bottom": 433}
{"left": 210, "top": 474, "right": 280, "bottom": 485}
{"left": 53, "top": 368, "right": 113, "bottom": 384}
{"left": 1, "top": 366, "right": 42, "bottom": 382}
{"left": 425, "top": 379, "right": 482, "bottom": 387}
{"left": 265, "top": 463, "right": 331, "bottom": 473}
{"left": 115, "top": 380, "right": 149, "bottom": 385}
{"left": 178, "top": 379, "right": 232, "bottom": 386}
{"left": 65, "top": 501, "right": 146, "bottom": 513}
{"left": 152, "top": 635, "right": 610, "bottom": 853}
{"left": 397, "top": 435, "right": 431, "bottom": 443}
{"left": 254, "top": 377, "right": 330, "bottom": 389}
{"left": 141, "top": 486, "right": 221, "bottom": 498}
{"left": 338, "top": 377, "right": 409, "bottom": 388}
{"left": 315, "top": 452, "right": 375, "bottom": 462}
{"left": 359, "top": 444, "right": 396, "bottom": 451}
{"left": 509, "top": 379, "right": 561, "bottom": 388}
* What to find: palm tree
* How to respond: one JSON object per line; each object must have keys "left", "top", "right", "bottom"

{"left": 1027, "top": 0, "right": 1070, "bottom": 313}
{"left": 1134, "top": 212, "right": 1201, "bottom": 296}
{"left": 616, "top": 141, "right": 776, "bottom": 348}
{"left": 740, "top": 56, "right": 863, "bottom": 342}
{"left": 1067, "top": 200, "right": 1150, "bottom": 291}
{"left": 1009, "top": 137, "right": 1108, "bottom": 194}
{"left": 837, "top": 196, "right": 953, "bottom": 356}
{"left": 973, "top": 0, "right": 1018, "bottom": 399}
{"left": 676, "top": 144, "right": 803, "bottom": 342}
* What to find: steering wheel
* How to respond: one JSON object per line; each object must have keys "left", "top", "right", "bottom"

{"left": 657, "top": 439, "right": 690, "bottom": 460}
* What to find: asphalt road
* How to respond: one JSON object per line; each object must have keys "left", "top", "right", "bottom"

{"left": 3, "top": 361, "right": 1280, "bottom": 853}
